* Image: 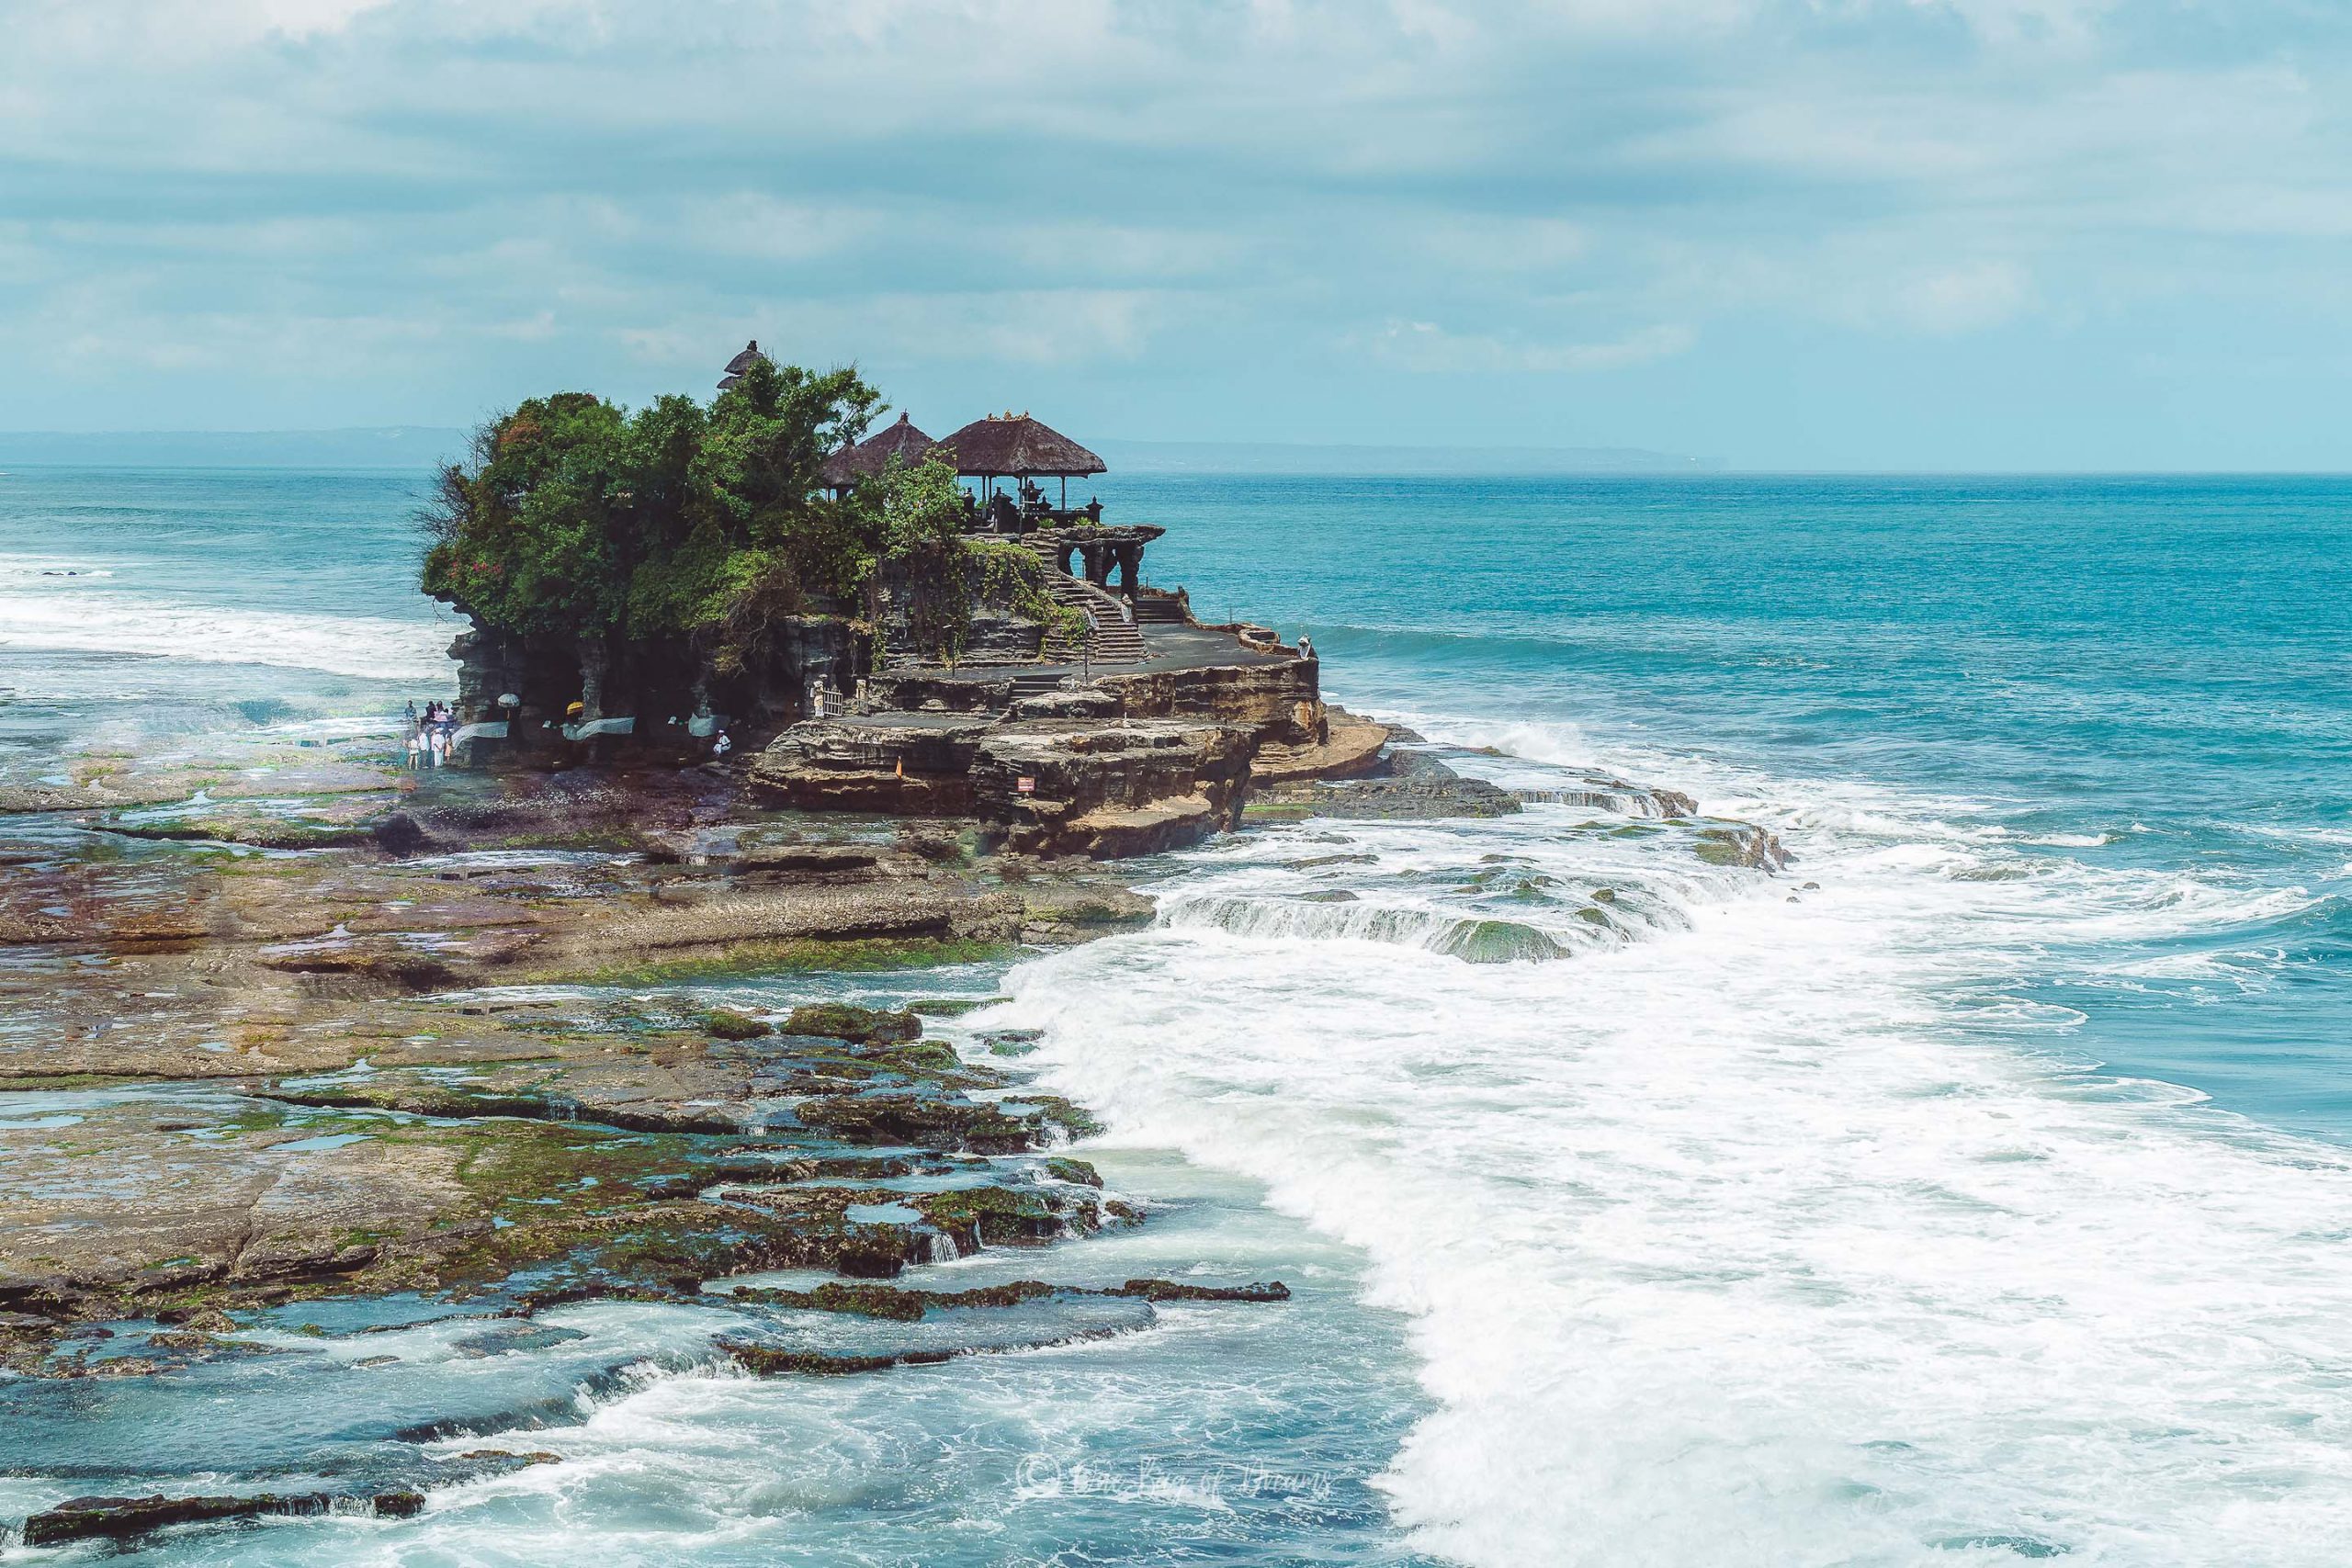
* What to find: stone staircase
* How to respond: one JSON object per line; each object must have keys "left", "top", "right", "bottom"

{"left": 1007, "top": 669, "right": 1072, "bottom": 700}
{"left": 1129, "top": 590, "right": 1188, "bottom": 626}
{"left": 1023, "top": 542, "right": 1148, "bottom": 665}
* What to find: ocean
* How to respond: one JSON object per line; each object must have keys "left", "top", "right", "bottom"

{"left": 3, "top": 466, "right": 2350, "bottom": 1564}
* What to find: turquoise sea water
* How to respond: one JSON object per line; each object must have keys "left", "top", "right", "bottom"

{"left": 4, "top": 466, "right": 2351, "bottom": 1564}
{"left": 1123, "top": 473, "right": 2352, "bottom": 1142}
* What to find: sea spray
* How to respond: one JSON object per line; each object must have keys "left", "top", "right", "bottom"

{"left": 999, "top": 730, "right": 2352, "bottom": 1567}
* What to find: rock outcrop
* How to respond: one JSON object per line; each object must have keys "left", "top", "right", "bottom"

{"left": 1091, "top": 658, "right": 1323, "bottom": 744}
{"left": 24, "top": 1491, "right": 426, "bottom": 1548}
{"left": 747, "top": 649, "right": 1340, "bottom": 858}
{"left": 746, "top": 716, "right": 997, "bottom": 815}
{"left": 1249, "top": 747, "right": 1523, "bottom": 822}
{"left": 969, "top": 718, "right": 1257, "bottom": 856}
{"left": 751, "top": 715, "right": 1259, "bottom": 858}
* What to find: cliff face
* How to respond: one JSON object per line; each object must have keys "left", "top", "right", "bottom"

{"left": 447, "top": 558, "right": 1340, "bottom": 861}
{"left": 875, "top": 602, "right": 1042, "bottom": 669}
{"left": 742, "top": 648, "right": 1329, "bottom": 861}
{"left": 1093, "top": 657, "right": 1324, "bottom": 745}
{"left": 970, "top": 719, "right": 1258, "bottom": 857}
{"left": 747, "top": 715, "right": 995, "bottom": 815}
{"left": 445, "top": 552, "right": 1074, "bottom": 767}
{"left": 446, "top": 614, "right": 865, "bottom": 764}
{"left": 744, "top": 712, "right": 1259, "bottom": 859}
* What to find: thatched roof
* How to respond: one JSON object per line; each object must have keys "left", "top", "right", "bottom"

{"left": 819, "top": 413, "right": 946, "bottom": 488}
{"left": 718, "top": 340, "right": 768, "bottom": 390}
{"left": 940, "top": 412, "right": 1105, "bottom": 478}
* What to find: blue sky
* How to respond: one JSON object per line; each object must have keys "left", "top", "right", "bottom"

{"left": 5, "top": 0, "right": 2349, "bottom": 469}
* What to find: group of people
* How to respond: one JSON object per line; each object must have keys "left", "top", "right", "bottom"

{"left": 963, "top": 481, "right": 1106, "bottom": 534}
{"left": 403, "top": 700, "right": 458, "bottom": 769}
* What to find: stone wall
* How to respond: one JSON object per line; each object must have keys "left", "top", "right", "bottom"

{"left": 865, "top": 672, "right": 1016, "bottom": 714}
{"left": 871, "top": 566, "right": 1046, "bottom": 671}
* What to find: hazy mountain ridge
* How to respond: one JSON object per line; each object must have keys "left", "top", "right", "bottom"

{"left": 0, "top": 429, "right": 1711, "bottom": 476}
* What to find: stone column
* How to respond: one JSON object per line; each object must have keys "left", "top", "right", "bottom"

{"left": 576, "top": 632, "right": 609, "bottom": 720}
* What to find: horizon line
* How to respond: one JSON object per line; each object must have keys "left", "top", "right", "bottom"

{"left": 2, "top": 427, "right": 2349, "bottom": 479}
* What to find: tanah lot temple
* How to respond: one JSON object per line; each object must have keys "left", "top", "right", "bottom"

{"left": 442, "top": 343, "right": 1386, "bottom": 857}
{"left": 819, "top": 407, "right": 1159, "bottom": 667}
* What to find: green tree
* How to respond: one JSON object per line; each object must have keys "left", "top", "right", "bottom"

{"left": 421, "top": 354, "right": 887, "bottom": 711}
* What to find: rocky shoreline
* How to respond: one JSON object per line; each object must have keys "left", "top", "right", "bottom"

{"left": 0, "top": 699, "right": 1784, "bottom": 1551}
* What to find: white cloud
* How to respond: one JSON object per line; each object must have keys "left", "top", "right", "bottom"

{"left": 1412, "top": 217, "right": 1593, "bottom": 275}
{"left": 245, "top": 0, "right": 399, "bottom": 39}
{"left": 1907, "top": 0, "right": 2121, "bottom": 47}
{"left": 620, "top": 288, "right": 1169, "bottom": 371}
{"left": 1888, "top": 258, "right": 2034, "bottom": 333}
{"left": 675, "top": 196, "right": 886, "bottom": 264}
{"left": 1, "top": 0, "right": 2348, "bottom": 461}
{"left": 1363, "top": 320, "right": 1698, "bottom": 372}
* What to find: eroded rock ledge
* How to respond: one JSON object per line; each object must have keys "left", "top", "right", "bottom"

{"left": 746, "top": 649, "right": 1354, "bottom": 858}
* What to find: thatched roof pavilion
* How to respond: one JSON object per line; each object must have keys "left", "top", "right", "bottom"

{"left": 819, "top": 413, "right": 946, "bottom": 490}
{"left": 941, "top": 413, "right": 1105, "bottom": 481}
{"left": 718, "top": 340, "right": 769, "bottom": 391}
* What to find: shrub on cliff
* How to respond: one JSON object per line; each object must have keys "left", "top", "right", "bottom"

{"left": 876, "top": 457, "right": 1077, "bottom": 664}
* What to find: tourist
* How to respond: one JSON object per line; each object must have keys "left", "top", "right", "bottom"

{"left": 1297, "top": 633, "right": 1316, "bottom": 661}
{"left": 711, "top": 730, "right": 733, "bottom": 760}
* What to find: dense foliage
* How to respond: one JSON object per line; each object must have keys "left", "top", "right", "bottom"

{"left": 419, "top": 355, "right": 1063, "bottom": 671}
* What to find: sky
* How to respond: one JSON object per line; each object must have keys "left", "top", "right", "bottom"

{"left": 4, "top": 0, "right": 2350, "bottom": 470}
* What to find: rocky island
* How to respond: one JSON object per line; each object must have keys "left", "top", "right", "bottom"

{"left": 424, "top": 345, "right": 1391, "bottom": 856}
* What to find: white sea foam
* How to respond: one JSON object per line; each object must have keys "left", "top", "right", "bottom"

{"left": 992, "top": 716, "right": 2352, "bottom": 1566}
{"left": 0, "top": 586, "right": 454, "bottom": 682}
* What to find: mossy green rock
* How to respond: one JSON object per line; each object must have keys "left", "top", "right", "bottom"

{"left": 784, "top": 1004, "right": 923, "bottom": 1044}
{"left": 703, "top": 1010, "right": 775, "bottom": 1040}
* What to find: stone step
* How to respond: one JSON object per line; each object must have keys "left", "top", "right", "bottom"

{"left": 1035, "top": 568, "right": 1148, "bottom": 663}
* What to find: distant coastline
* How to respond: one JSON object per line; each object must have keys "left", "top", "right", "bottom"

{"left": 0, "top": 427, "right": 1713, "bottom": 475}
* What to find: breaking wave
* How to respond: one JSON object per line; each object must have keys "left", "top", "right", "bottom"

{"left": 0, "top": 586, "right": 454, "bottom": 682}
{"left": 996, "top": 713, "right": 2352, "bottom": 1568}
{"left": 1159, "top": 895, "right": 1588, "bottom": 963}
